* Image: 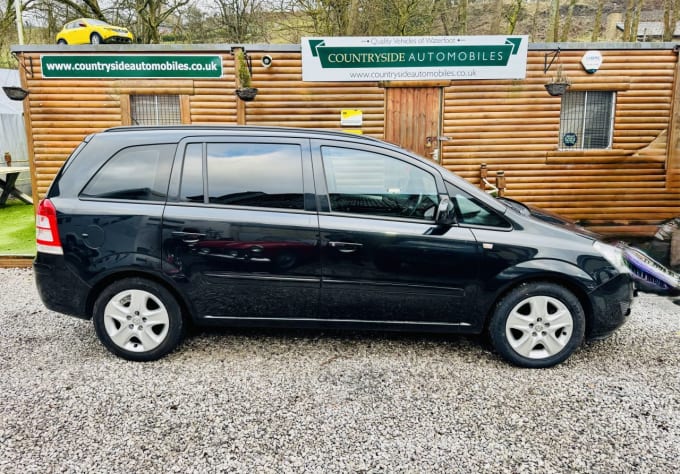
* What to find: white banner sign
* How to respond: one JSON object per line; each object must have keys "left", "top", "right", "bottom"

{"left": 302, "top": 36, "right": 528, "bottom": 82}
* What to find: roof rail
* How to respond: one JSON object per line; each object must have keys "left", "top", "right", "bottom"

{"left": 102, "top": 125, "right": 386, "bottom": 144}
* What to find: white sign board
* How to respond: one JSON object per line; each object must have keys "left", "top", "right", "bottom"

{"left": 302, "top": 36, "right": 528, "bottom": 82}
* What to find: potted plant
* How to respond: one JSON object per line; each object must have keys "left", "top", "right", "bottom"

{"left": 545, "top": 65, "right": 571, "bottom": 97}
{"left": 235, "top": 50, "right": 257, "bottom": 101}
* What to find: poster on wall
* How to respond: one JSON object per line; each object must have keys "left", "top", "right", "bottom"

{"left": 301, "top": 36, "right": 528, "bottom": 82}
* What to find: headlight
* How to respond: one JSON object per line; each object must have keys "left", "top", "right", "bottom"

{"left": 593, "top": 241, "right": 629, "bottom": 274}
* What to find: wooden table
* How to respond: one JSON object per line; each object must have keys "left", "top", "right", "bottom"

{"left": 0, "top": 166, "right": 32, "bottom": 206}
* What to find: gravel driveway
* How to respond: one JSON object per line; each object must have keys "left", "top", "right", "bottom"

{"left": 0, "top": 267, "right": 678, "bottom": 473}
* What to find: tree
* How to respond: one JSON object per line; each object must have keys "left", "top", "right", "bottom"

{"left": 530, "top": 0, "right": 542, "bottom": 41}
{"left": 560, "top": 0, "right": 576, "bottom": 42}
{"left": 456, "top": 0, "right": 468, "bottom": 35}
{"left": 491, "top": 0, "right": 502, "bottom": 34}
{"left": 211, "top": 0, "right": 267, "bottom": 43}
{"left": 548, "top": 0, "right": 560, "bottom": 42}
{"left": 127, "top": 0, "right": 191, "bottom": 43}
{"left": 621, "top": 0, "right": 644, "bottom": 41}
{"left": 281, "top": 0, "right": 356, "bottom": 36}
{"left": 45, "top": 0, "right": 107, "bottom": 22}
{"left": 663, "top": 0, "right": 680, "bottom": 41}
{"left": 505, "top": 0, "right": 523, "bottom": 35}
{"left": 364, "top": 0, "right": 439, "bottom": 36}
{"left": 591, "top": 0, "right": 605, "bottom": 41}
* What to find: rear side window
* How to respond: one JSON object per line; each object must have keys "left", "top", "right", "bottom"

{"left": 205, "top": 143, "right": 304, "bottom": 210}
{"left": 81, "top": 144, "right": 175, "bottom": 201}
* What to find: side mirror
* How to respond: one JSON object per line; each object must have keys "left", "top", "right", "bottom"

{"left": 435, "top": 196, "right": 456, "bottom": 226}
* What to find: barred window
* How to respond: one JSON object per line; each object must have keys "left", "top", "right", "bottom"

{"left": 559, "top": 91, "right": 615, "bottom": 149}
{"left": 130, "top": 95, "right": 181, "bottom": 125}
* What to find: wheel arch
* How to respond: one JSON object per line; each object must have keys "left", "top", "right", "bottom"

{"left": 86, "top": 270, "right": 193, "bottom": 323}
{"left": 483, "top": 273, "right": 594, "bottom": 335}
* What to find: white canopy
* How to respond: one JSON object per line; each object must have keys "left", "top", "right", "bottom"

{"left": 0, "top": 68, "right": 29, "bottom": 173}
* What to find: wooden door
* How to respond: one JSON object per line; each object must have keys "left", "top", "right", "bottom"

{"left": 384, "top": 87, "right": 443, "bottom": 162}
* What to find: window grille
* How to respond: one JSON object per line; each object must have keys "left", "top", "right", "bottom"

{"left": 130, "top": 95, "right": 181, "bottom": 126}
{"left": 559, "top": 91, "right": 614, "bottom": 149}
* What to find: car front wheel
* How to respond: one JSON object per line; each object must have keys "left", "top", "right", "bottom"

{"left": 93, "top": 278, "right": 184, "bottom": 361}
{"left": 57, "top": 39, "right": 67, "bottom": 45}
{"left": 489, "top": 282, "right": 585, "bottom": 368}
{"left": 90, "top": 33, "right": 102, "bottom": 44}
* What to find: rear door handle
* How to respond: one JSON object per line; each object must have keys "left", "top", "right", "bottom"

{"left": 172, "top": 231, "right": 206, "bottom": 243}
{"left": 328, "top": 241, "right": 363, "bottom": 253}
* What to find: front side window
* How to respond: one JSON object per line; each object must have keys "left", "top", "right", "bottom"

{"left": 559, "top": 91, "right": 614, "bottom": 150}
{"left": 321, "top": 146, "right": 439, "bottom": 220}
{"left": 81, "top": 144, "right": 175, "bottom": 201}
{"left": 445, "top": 182, "right": 510, "bottom": 228}
{"left": 206, "top": 143, "right": 304, "bottom": 210}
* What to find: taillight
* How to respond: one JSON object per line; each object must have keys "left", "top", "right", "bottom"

{"left": 36, "top": 199, "right": 63, "bottom": 255}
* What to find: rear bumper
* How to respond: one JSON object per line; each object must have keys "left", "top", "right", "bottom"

{"left": 586, "top": 273, "right": 635, "bottom": 339}
{"left": 34, "top": 253, "right": 91, "bottom": 320}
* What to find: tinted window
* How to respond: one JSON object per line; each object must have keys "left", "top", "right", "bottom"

{"left": 445, "top": 182, "right": 510, "bottom": 228}
{"left": 322, "top": 146, "right": 439, "bottom": 220}
{"left": 81, "top": 144, "right": 174, "bottom": 201}
{"left": 206, "top": 143, "right": 304, "bottom": 209}
{"left": 180, "top": 143, "right": 204, "bottom": 203}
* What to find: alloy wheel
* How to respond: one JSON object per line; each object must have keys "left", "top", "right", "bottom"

{"left": 505, "top": 295, "right": 574, "bottom": 359}
{"left": 102, "top": 289, "right": 170, "bottom": 353}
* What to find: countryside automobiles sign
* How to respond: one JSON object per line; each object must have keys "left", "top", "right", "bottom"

{"left": 41, "top": 54, "right": 223, "bottom": 79}
{"left": 302, "top": 36, "right": 528, "bottom": 82}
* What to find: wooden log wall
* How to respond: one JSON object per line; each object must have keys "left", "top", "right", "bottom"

{"left": 442, "top": 49, "right": 680, "bottom": 236}
{"left": 244, "top": 51, "right": 385, "bottom": 135}
{"left": 15, "top": 45, "right": 680, "bottom": 237}
{"left": 19, "top": 52, "right": 237, "bottom": 201}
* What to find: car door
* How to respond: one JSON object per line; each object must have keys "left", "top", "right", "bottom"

{"left": 312, "top": 140, "right": 483, "bottom": 326}
{"left": 72, "top": 21, "right": 89, "bottom": 44}
{"left": 162, "top": 137, "right": 321, "bottom": 321}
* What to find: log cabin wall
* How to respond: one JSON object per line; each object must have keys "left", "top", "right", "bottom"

{"left": 17, "top": 48, "right": 238, "bottom": 200}
{"left": 443, "top": 45, "right": 680, "bottom": 236}
{"left": 12, "top": 43, "right": 680, "bottom": 237}
{"left": 244, "top": 51, "right": 385, "bottom": 134}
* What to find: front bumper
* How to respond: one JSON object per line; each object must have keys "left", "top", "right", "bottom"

{"left": 586, "top": 273, "right": 635, "bottom": 339}
{"left": 104, "top": 36, "right": 133, "bottom": 44}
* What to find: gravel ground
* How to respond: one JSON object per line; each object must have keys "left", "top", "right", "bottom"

{"left": 0, "top": 267, "right": 678, "bottom": 473}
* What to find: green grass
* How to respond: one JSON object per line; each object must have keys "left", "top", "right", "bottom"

{"left": 0, "top": 199, "right": 35, "bottom": 255}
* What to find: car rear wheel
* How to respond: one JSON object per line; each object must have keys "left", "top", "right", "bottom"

{"left": 489, "top": 282, "right": 585, "bottom": 368}
{"left": 93, "top": 278, "right": 184, "bottom": 361}
{"left": 90, "top": 33, "right": 102, "bottom": 45}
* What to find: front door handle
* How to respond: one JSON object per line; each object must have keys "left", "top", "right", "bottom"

{"left": 172, "top": 231, "right": 206, "bottom": 243}
{"left": 328, "top": 241, "right": 363, "bottom": 253}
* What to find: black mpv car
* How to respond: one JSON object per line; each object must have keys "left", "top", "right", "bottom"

{"left": 34, "top": 126, "right": 635, "bottom": 367}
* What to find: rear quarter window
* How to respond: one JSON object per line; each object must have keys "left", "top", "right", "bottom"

{"left": 80, "top": 144, "right": 175, "bottom": 202}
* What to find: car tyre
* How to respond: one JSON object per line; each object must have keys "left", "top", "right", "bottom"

{"left": 93, "top": 278, "right": 184, "bottom": 361}
{"left": 57, "top": 39, "right": 67, "bottom": 45}
{"left": 489, "top": 282, "right": 585, "bottom": 368}
{"left": 90, "top": 33, "right": 103, "bottom": 45}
